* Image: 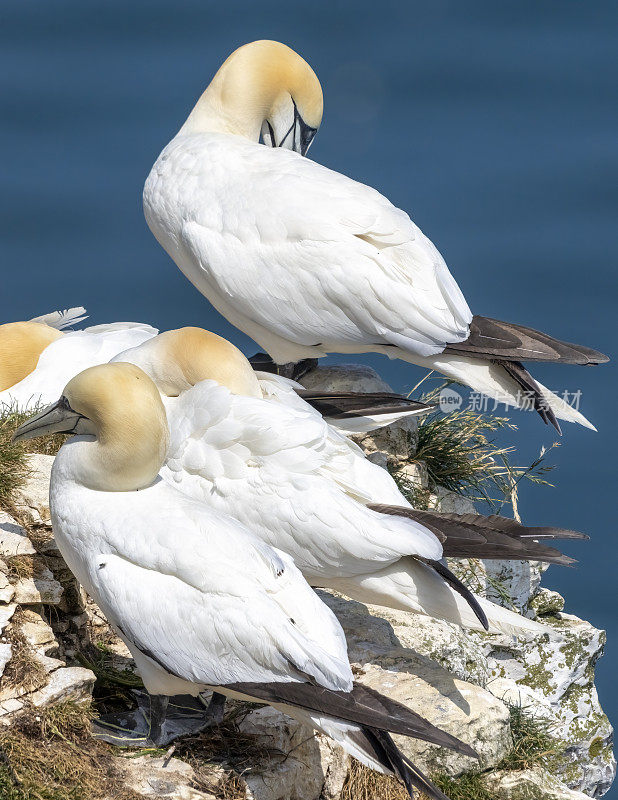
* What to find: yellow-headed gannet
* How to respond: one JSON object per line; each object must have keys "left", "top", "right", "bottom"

{"left": 13, "top": 363, "right": 477, "bottom": 800}
{"left": 0, "top": 308, "right": 157, "bottom": 410}
{"left": 143, "top": 40, "right": 608, "bottom": 434}
{"left": 114, "top": 328, "right": 585, "bottom": 637}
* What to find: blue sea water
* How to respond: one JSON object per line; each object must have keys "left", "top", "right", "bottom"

{"left": 1, "top": 0, "right": 616, "bottom": 790}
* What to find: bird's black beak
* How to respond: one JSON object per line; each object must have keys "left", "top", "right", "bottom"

{"left": 12, "top": 396, "right": 89, "bottom": 443}
{"left": 294, "top": 105, "right": 318, "bottom": 156}
{"left": 267, "top": 100, "right": 318, "bottom": 156}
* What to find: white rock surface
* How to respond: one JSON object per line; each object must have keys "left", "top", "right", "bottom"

{"left": 13, "top": 453, "right": 55, "bottom": 523}
{"left": 483, "top": 768, "right": 594, "bottom": 799}
{"left": 239, "top": 706, "right": 349, "bottom": 800}
{"left": 301, "top": 364, "right": 394, "bottom": 395}
{"left": 11, "top": 566, "right": 63, "bottom": 606}
{"left": 321, "top": 592, "right": 510, "bottom": 775}
{"left": 0, "top": 511, "right": 36, "bottom": 557}
{"left": 482, "top": 613, "right": 615, "bottom": 796}
{"left": 30, "top": 666, "right": 95, "bottom": 708}
{"left": 113, "top": 755, "right": 218, "bottom": 799}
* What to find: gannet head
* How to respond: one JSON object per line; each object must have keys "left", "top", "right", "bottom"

{"left": 182, "top": 40, "right": 322, "bottom": 155}
{"left": 13, "top": 363, "right": 169, "bottom": 491}
{"left": 0, "top": 321, "right": 63, "bottom": 391}
{"left": 114, "top": 327, "right": 263, "bottom": 399}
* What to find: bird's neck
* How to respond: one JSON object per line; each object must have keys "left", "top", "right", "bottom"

{"left": 54, "top": 421, "right": 169, "bottom": 493}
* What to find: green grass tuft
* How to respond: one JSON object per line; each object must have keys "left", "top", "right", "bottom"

{"left": 0, "top": 403, "right": 67, "bottom": 510}
{"left": 401, "top": 379, "right": 558, "bottom": 514}
{"left": 430, "top": 771, "right": 494, "bottom": 800}
{"left": 425, "top": 703, "right": 563, "bottom": 799}
{"left": 499, "top": 702, "right": 562, "bottom": 771}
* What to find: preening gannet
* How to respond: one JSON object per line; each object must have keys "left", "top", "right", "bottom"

{"left": 144, "top": 39, "right": 608, "bottom": 434}
{"left": 115, "top": 328, "right": 584, "bottom": 637}
{"left": 13, "top": 363, "right": 477, "bottom": 800}
{"left": 0, "top": 311, "right": 157, "bottom": 410}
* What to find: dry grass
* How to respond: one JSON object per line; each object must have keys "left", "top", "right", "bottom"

{"left": 0, "top": 702, "right": 142, "bottom": 800}
{"left": 172, "top": 703, "right": 280, "bottom": 798}
{"left": 2, "top": 614, "right": 48, "bottom": 694}
{"left": 341, "top": 760, "right": 411, "bottom": 799}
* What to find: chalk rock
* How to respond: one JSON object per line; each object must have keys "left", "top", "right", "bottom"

{"left": 30, "top": 666, "right": 95, "bottom": 708}
{"left": 239, "top": 705, "right": 349, "bottom": 800}
{"left": 321, "top": 591, "right": 510, "bottom": 775}
{"left": 12, "top": 564, "right": 63, "bottom": 606}
{"left": 0, "top": 603, "right": 16, "bottom": 633}
{"left": 13, "top": 453, "right": 55, "bottom": 523}
{"left": 301, "top": 364, "right": 393, "bottom": 395}
{"left": 18, "top": 609, "right": 58, "bottom": 654}
{"left": 483, "top": 768, "right": 593, "bottom": 799}
{"left": 429, "top": 486, "right": 477, "bottom": 515}
{"left": 482, "top": 612, "right": 615, "bottom": 795}
{"left": 113, "top": 755, "right": 218, "bottom": 799}
{"left": 0, "top": 511, "right": 36, "bottom": 557}
{"left": 529, "top": 588, "right": 565, "bottom": 616}
{"left": 0, "top": 643, "right": 12, "bottom": 676}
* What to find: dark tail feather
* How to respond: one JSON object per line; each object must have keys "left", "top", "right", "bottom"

{"left": 297, "top": 390, "right": 435, "bottom": 420}
{"left": 418, "top": 558, "right": 489, "bottom": 630}
{"left": 362, "top": 727, "right": 453, "bottom": 800}
{"left": 500, "top": 360, "right": 561, "bottom": 433}
{"left": 226, "top": 681, "right": 478, "bottom": 758}
{"left": 369, "top": 505, "right": 586, "bottom": 566}
{"left": 443, "top": 316, "right": 609, "bottom": 365}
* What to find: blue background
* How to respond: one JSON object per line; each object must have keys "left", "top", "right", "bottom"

{"left": 1, "top": 1, "right": 616, "bottom": 791}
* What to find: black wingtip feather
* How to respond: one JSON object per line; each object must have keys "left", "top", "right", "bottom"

{"left": 369, "top": 506, "right": 587, "bottom": 566}
{"left": 445, "top": 316, "right": 609, "bottom": 365}
{"left": 297, "top": 390, "right": 436, "bottom": 419}
{"left": 419, "top": 558, "right": 489, "bottom": 630}
{"left": 363, "top": 727, "right": 465, "bottom": 800}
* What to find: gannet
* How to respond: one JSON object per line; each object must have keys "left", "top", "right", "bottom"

{"left": 0, "top": 310, "right": 158, "bottom": 411}
{"left": 143, "top": 39, "right": 608, "bottom": 434}
{"left": 13, "top": 363, "right": 476, "bottom": 800}
{"left": 114, "top": 328, "right": 584, "bottom": 636}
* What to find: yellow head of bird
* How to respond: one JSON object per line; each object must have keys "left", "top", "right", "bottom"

{"left": 0, "top": 321, "right": 63, "bottom": 392}
{"left": 183, "top": 40, "right": 322, "bottom": 155}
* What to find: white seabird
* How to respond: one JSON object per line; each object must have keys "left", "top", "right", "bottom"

{"left": 143, "top": 39, "right": 608, "bottom": 434}
{"left": 0, "top": 308, "right": 157, "bottom": 411}
{"left": 13, "top": 362, "right": 477, "bottom": 800}
{"left": 114, "top": 327, "right": 585, "bottom": 636}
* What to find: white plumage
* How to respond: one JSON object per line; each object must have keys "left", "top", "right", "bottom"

{"left": 144, "top": 41, "right": 606, "bottom": 431}
{"left": 161, "top": 377, "right": 543, "bottom": 635}
{"left": 0, "top": 322, "right": 158, "bottom": 411}
{"left": 114, "top": 330, "right": 544, "bottom": 636}
{"left": 13, "top": 362, "right": 473, "bottom": 796}
{"left": 145, "top": 133, "right": 471, "bottom": 363}
{"left": 28, "top": 306, "right": 89, "bottom": 330}
{"left": 51, "top": 450, "right": 351, "bottom": 695}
